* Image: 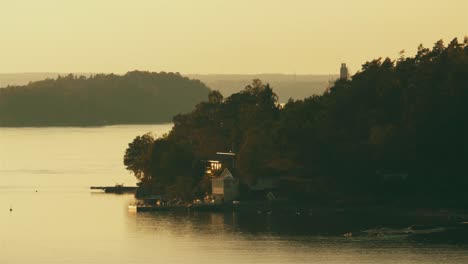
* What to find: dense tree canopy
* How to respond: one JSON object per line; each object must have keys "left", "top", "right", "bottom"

{"left": 124, "top": 133, "right": 155, "bottom": 181}
{"left": 0, "top": 71, "right": 210, "bottom": 126}
{"left": 125, "top": 38, "right": 468, "bottom": 205}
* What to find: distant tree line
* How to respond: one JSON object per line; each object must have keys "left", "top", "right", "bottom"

{"left": 125, "top": 38, "right": 467, "bottom": 206}
{"left": 0, "top": 71, "right": 210, "bottom": 126}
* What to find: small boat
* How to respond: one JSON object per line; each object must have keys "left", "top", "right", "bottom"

{"left": 407, "top": 225, "right": 446, "bottom": 234}
{"left": 362, "top": 227, "right": 410, "bottom": 237}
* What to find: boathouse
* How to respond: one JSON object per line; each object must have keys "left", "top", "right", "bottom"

{"left": 212, "top": 168, "right": 239, "bottom": 203}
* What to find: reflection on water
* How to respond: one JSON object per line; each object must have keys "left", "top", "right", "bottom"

{"left": 1, "top": 126, "right": 468, "bottom": 263}
{"left": 127, "top": 210, "right": 468, "bottom": 264}
{"left": 1, "top": 188, "right": 468, "bottom": 264}
{"left": 131, "top": 209, "right": 468, "bottom": 242}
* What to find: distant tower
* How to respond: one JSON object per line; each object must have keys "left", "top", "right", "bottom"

{"left": 340, "top": 63, "right": 349, "bottom": 80}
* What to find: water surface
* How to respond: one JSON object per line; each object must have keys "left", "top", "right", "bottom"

{"left": 1, "top": 125, "right": 467, "bottom": 263}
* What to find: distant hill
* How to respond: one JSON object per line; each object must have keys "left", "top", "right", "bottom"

{"left": 1, "top": 73, "right": 336, "bottom": 103}
{"left": 0, "top": 71, "right": 210, "bottom": 126}
{"left": 188, "top": 74, "right": 335, "bottom": 102}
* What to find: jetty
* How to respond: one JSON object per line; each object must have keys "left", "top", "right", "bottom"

{"left": 90, "top": 184, "right": 137, "bottom": 194}
{"left": 128, "top": 203, "right": 227, "bottom": 213}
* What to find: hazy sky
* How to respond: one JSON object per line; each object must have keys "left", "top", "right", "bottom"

{"left": 0, "top": 0, "right": 466, "bottom": 75}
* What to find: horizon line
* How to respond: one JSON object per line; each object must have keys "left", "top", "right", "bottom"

{"left": 0, "top": 71, "right": 338, "bottom": 76}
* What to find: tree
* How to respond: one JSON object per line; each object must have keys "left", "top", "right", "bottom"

{"left": 123, "top": 133, "right": 154, "bottom": 181}
{"left": 208, "top": 90, "right": 223, "bottom": 104}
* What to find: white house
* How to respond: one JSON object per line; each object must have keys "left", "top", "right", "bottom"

{"left": 211, "top": 168, "right": 239, "bottom": 203}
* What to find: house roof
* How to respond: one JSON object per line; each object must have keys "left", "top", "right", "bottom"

{"left": 220, "top": 168, "right": 234, "bottom": 179}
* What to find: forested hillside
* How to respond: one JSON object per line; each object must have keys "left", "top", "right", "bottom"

{"left": 125, "top": 38, "right": 468, "bottom": 205}
{"left": 0, "top": 71, "right": 210, "bottom": 126}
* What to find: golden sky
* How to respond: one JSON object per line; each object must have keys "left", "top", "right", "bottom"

{"left": 0, "top": 0, "right": 466, "bottom": 74}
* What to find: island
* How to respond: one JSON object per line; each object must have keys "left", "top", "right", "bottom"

{"left": 0, "top": 71, "right": 210, "bottom": 126}
{"left": 124, "top": 38, "right": 468, "bottom": 212}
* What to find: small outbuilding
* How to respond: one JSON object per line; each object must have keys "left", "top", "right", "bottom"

{"left": 211, "top": 168, "right": 239, "bottom": 203}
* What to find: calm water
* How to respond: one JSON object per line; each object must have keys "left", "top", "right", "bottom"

{"left": 1, "top": 125, "right": 467, "bottom": 264}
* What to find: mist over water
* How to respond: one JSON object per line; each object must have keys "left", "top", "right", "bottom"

{"left": 1, "top": 125, "right": 467, "bottom": 264}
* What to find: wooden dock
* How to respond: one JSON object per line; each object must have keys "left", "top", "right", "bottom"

{"left": 90, "top": 185, "right": 138, "bottom": 194}
{"left": 128, "top": 203, "right": 227, "bottom": 212}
